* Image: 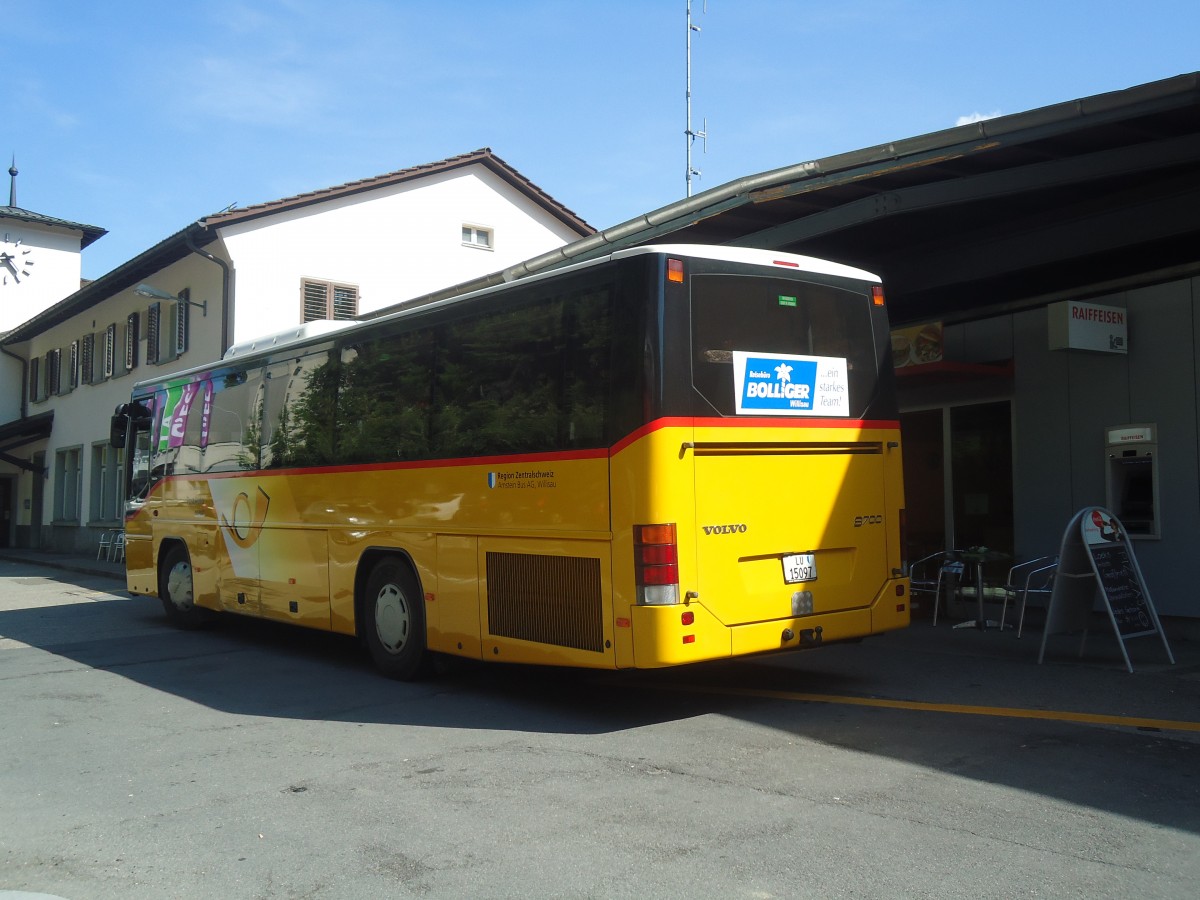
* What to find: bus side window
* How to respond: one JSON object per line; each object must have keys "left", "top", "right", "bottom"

{"left": 433, "top": 302, "right": 557, "bottom": 457}
{"left": 561, "top": 284, "right": 613, "bottom": 448}
{"left": 129, "top": 415, "right": 154, "bottom": 500}
{"left": 262, "top": 350, "right": 338, "bottom": 468}
{"left": 203, "top": 369, "right": 264, "bottom": 472}
{"left": 336, "top": 331, "right": 434, "bottom": 464}
{"left": 130, "top": 392, "right": 166, "bottom": 499}
{"left": 174, "top": 380, "right": 209, "bottom": 475}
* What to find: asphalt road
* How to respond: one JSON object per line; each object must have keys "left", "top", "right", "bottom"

{"left": 2, "top": 556, "right": 1198, "bottom": 899}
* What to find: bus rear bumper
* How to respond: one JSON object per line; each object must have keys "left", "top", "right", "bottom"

{"left": 629, "top": 581, "right": 910, "bottom": 667}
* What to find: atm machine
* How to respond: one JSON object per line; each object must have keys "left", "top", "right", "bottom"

{"left": 1105, "top": 424, "right": 1159, "bottom": 538}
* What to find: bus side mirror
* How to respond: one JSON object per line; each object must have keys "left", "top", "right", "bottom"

{"left": 110, "top": 414, "right": 128, "bottom": 449}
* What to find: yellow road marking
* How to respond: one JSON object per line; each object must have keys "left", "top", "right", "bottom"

{"left": 657, "top": 684, "right": 1200, "bottom": 733}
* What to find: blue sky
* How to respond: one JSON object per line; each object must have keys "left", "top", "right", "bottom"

{"left": 5, "top": 0, "right": 1197, "bottom": 280}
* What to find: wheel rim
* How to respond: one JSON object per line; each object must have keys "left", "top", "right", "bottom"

{"left": 374, "top": 581, "right": 410, "bottom": 655}
{"left": 165, "top": 560, "right": 193, "bottom": 612}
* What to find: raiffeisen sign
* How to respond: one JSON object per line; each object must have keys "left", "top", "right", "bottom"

{"left": 1048, "top": 300, "right": 1128, "bottom": 354}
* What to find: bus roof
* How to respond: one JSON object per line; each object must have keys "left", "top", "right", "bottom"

{"left": 611, "top": 244, "right": 880, "bottom": 283}
{"left": 222, "top": 319, "right": 361, "bottom": 360}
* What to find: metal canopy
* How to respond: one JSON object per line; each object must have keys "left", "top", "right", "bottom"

{"left": 495, "top": 72, "right": 1200, "bottom": 328}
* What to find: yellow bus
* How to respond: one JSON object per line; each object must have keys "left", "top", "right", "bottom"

{"left": 111, "top": 244, "right": 908, "bottom": 679}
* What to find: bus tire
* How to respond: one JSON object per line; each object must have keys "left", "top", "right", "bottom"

{"left": 363, "top": 557, "right": 429, "bottom": 680}
{"left": 159, "top": 544, "right": 211, "bottom": 629}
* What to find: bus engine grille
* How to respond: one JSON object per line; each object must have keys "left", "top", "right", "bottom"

{"left": 485, "top": 552, "right": 604, "bottom": 653}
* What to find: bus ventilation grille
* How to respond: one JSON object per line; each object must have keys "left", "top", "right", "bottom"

{"left": 485, "top": 552, "right": 604, "bottom": 653}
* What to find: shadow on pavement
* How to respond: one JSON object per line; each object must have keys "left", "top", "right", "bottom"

{"left": 2, "top": 555, "right": 1199, "bottom": 838}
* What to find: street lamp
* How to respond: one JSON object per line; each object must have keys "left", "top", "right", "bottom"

{"left": 133, "top": 283, "right": 207, "bottom": 316}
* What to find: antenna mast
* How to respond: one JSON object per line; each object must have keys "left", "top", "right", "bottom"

{"left": 685, "top": 1, "right": 707, "bottom": 197}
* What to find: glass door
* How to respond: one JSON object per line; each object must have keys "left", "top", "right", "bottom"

{"left": 900, "top": 408, "right": 946, "bottom": 562}
{"left": 949, "top": 401, "right": 1013, "bottom": 557}
{"left": 901, "top": 400, "right": 1014, "bottom": 562}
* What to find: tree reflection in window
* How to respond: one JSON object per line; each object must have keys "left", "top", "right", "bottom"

{"left": 433, "top": 286, "right": 612, "bottom": 457}
{"left": 331, "top": 282, "right": 614, "bottom": 464}
{"left": 336, "top": 327, "right": 435, "bottom": 464}
{"left": 202, "top": 371, "right": 260, "bottom": 473}
{"left": 263, "top": 351, "right": 338, "bottom": 469}
{"left": 167, "top": 276, "right": 621, "bottom": 473}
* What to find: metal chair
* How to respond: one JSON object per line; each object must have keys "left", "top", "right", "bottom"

{"left": 907, "top": 551, "right": 945, "bottom": 617}
{"left": 999, "top": 556, "right": 1058, "bottom": 637}
{"left": 96, "top": 530, "right": 115, "bottom": 560}
{"left": 110, "top": 531, "right": 126, "bottom": 563}
{"left": 908, "top": 552, "right": 966, "bottom": 625}
{"left": 931, "top": 559, "right": 965, "bottom": 626}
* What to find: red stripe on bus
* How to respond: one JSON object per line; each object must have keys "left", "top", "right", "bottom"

{"left": 150, "top": 416, "right": 900, "bottom": 485}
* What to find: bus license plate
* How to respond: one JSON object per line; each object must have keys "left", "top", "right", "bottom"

{"left": 782, "top": 554, "right": 817, "bottom": 584}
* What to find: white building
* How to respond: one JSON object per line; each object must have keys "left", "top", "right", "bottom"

{"left": 0, "top": 165, "right": 107, "bottom": 338}
{"left": 0, "top": 149, "right": 592, "bottom": 553}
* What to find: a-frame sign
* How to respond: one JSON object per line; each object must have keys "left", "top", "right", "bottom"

{"left": 1039, "top": 507, "right": 1174, "bottom": 673}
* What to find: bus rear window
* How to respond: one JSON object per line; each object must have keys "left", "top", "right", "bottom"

{"left": 690, "top": 274, "right": 880, "bottom": 417}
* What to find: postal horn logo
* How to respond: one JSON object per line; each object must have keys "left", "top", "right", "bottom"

{"left": 219, "top": 486, "right": 271, "bottom": 549}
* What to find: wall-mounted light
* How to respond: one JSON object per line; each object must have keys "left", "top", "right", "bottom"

{"left": 134, "top": 283, "right": 207, "bottom": 316}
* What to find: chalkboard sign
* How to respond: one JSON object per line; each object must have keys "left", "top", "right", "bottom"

{"left": 1088, "top": 543, "right": 1153, "bottom": 637}
{"left": 1039, "top": 506, "right": 1174, "bottom": 673}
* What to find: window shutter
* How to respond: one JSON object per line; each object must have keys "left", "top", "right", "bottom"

{"left": 50, "top": 349, "right": 62, "bottom": 396}
{"left": 146, "top": 302, "right": 161, "bottom": 364}
{"left": 70, "top": 340, "right": 80, "bottom": 389}
{"left": 29, "top": 356, "right": 40, "bottom": 403}
{"left": 81, "top": 333, "right": 94, "bottom": 384}
{"left": 303, "top": 280, "right": 358, "bottom": 322}
{"left": 175, "top": 290, "right": 190, "bottom": 355}
{"left": 303, "top": 282, "right": 329, "bottom": 322}
{"left": 126, "top": 312, "right": 140, "bottom": 370}
{"left": 104, "top": 324, "right": 116, "bottom": 378}
{"left": 332, "top": 285, "right": 358, "bottom": 319}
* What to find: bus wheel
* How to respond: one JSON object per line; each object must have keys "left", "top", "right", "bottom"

{"left": 159, "top": 545, "right": 209, "bottom": 629}
{"left": 363, "top": 558, "right": 428, "bottom": 680}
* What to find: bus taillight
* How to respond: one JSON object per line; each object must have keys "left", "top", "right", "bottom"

{"left": 667, "top": 258, "right": 685, "bottom": 283}
{"left": 634, "top": 523, "right": 680, "bottom": 605}
{"left": 871, "top": 285, "right": 886, "bottom": 306}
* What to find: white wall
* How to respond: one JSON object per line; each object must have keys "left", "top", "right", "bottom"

{"left": 0, "top": 355, "right": 21, "bottom": 422}
{"left": 0, "top": 223, "right": 84, "bottom": 332}
{"left": 218, "top": 165, "right": 584, "bottom": 344}
{"left": 15, "top": 252, "right": 224, "bottom": 547}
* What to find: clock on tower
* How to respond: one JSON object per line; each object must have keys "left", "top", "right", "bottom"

{"left": 0, "top": 232, "right": 35, "bottom": 287}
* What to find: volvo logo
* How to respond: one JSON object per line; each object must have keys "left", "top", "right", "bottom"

{"left": 854, "top": 515, "right": 883, "bottom": 527}
{"left": 703, "top": 524, "right": 747, "bottom": 535}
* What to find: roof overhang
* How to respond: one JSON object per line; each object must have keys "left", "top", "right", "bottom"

{"left": 489, "top": 71, "right": 1200, "bottom": 328}
{"left": 0, "top": 206, "right": 107, "bottom": 249}
{"left": 203, "top": 148, "right": 594, "bottom": 237}
{"left": 0, "top": 410, "right": 54, "bottom": 473}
